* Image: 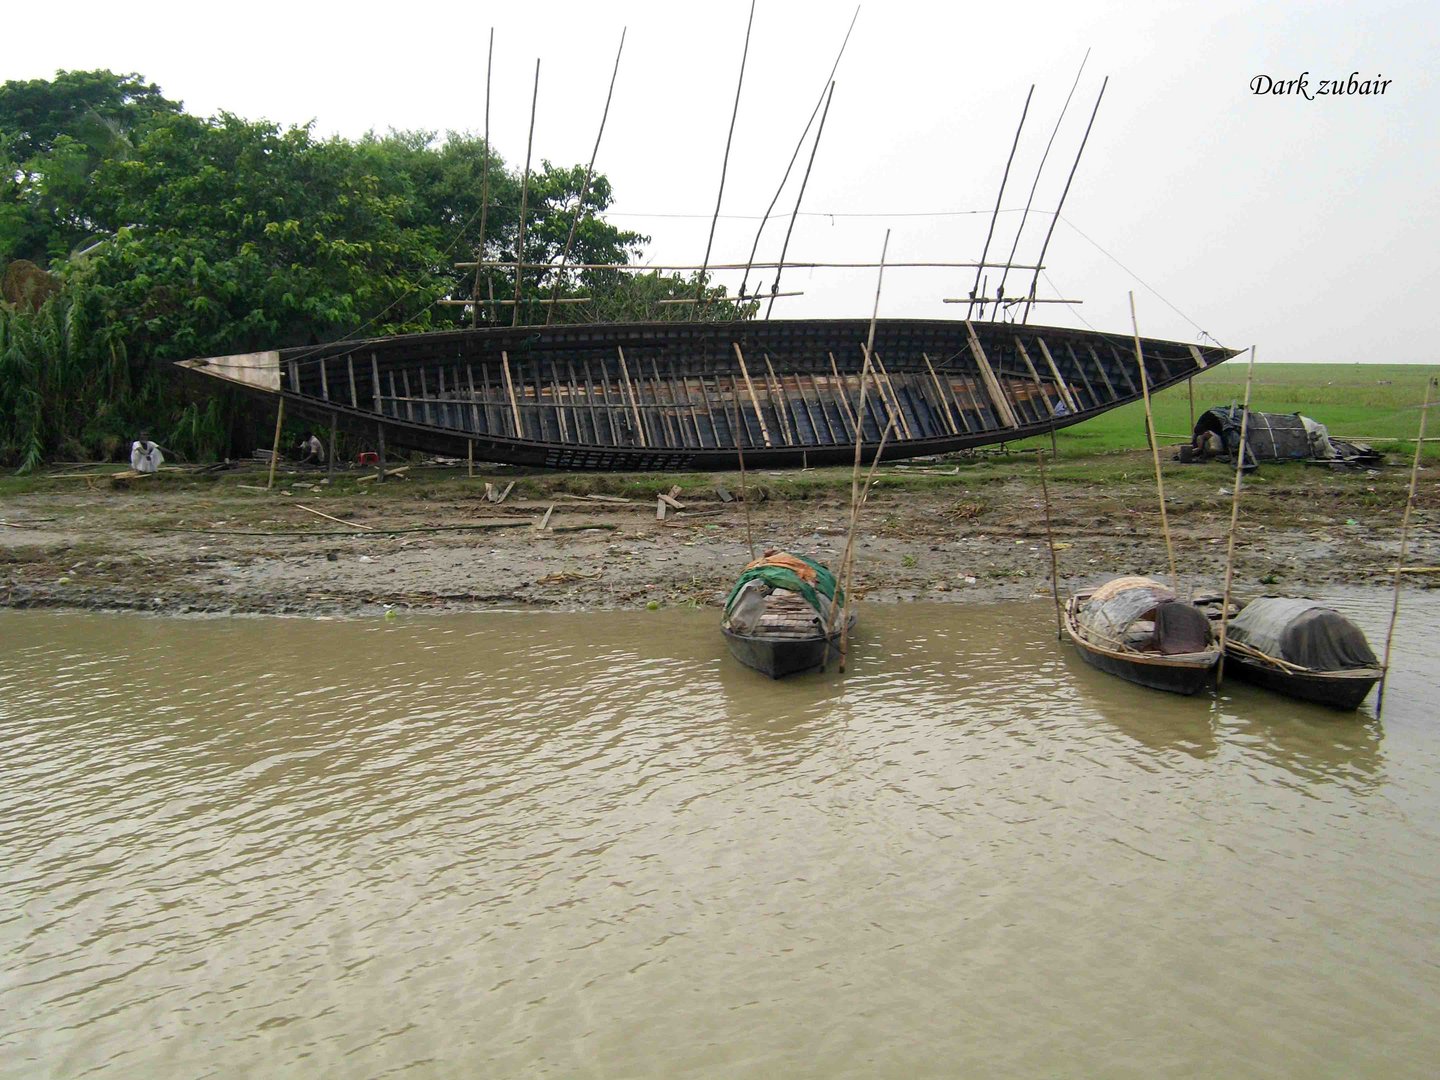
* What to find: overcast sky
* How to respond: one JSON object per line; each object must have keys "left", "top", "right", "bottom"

{"left": 8, "top": 0, "right": 1436, "bottom": 362}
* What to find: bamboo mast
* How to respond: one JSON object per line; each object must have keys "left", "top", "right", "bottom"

{"left": 766, "top": 81, "right": 836, "bottom": 319}
{"left": 471, "top": 28, "right": 495, "bottom": 327}
{"left": 966, "top": 84, "right": 1033, "bottom": 318}
{"left": 545, "top": 29, "right": 626, "bottom": 325}
{"left": 697, "top": 0, "right": 756, "bottom": 306}
{"left": 1129, "top": 292, "right": 1178, "bottom": 588}
{"left": 266, "top": 397, "right": 285, "bottom": 490}
{"left": 1377, "top": 376, "right": 1436, "bottom": 717}
{"left": 1216, "top": 345, "right": 1258, "bottom": 686}
{"left": 511, "top": 59, "right": 540, "bottom": 326}
{"left": 996, "top": 48, "right": 1089, "bottom": 302}
{"left": 738, "top": 5, "right": 859, "bottom": 301}
{"left": 1021, "top": 76, "right": 1108, "bottom": 324}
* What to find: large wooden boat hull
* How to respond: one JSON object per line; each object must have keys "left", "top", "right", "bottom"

{"left": 1065, "top": 595, "right": 1219, "bottom": 696}
{"left": 178, "top": 319, "right": 1237, "bottom": 471}
{"left": 1223, "top": 650, "right": 1381, "bottom": 710}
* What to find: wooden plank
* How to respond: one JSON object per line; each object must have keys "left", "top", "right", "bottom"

{"left": 827, "top": 353, "right": 858, "bottom": 438}
{"left": 501, "top": 350, "right": 523, "bottom": 439}
{"left": 1012, "top": 337, "right": 1056, "bottom": 417}
{"left": 921, "top": 353, "right": 959, "bottom": 434}
{"left": 964, "top": 321, "right": 1019, "bottom": 428}
{"left": 615, "top": 346, "right": 647, "bottom": 447}
{"left": 1086, "top": 343, "right": 1119, "bottom": 400}
{"left": 347, "top": 356, "right": 358, "bottom": 408}
{"left": 871, "top": 352, "right": 915, "bottom": 440}
{"left": 732, "top": 343, "right": 773, "bottom": 447}
{"left": 370, "top": 354, "right": 384, "bottom": 415}
{"left": 466, "top": 363, "right": 483, "bottom": 433}
{"left": 319, "top": 358, "right": 330, "bottom": 401}
{"left": 762, "top": 353, "right": 795, "bottom": 446}
{"left": 1187, "top": 343, "right": 1210, "bottom": 371}
{"left": 1063, "top": 341, "right": 1101, "bottom": 409}
{"left": 1032, "top": 336, "right": 1080, "bottom": 413}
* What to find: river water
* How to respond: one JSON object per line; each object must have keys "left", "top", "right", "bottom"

{"left": 2, "top": 593, "right": 1438, "bottom": 1078}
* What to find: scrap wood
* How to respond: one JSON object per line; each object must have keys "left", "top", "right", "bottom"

{"left": 658, "top": 493, "right": 685, "bottom": 510}
{"left": 538, "top": 505, "right": 555, "bottom": 531}
{"left": 296, "top": 504, "right": 374, "bottom": 531}
{"left": 356, "top": 466, "right": 410, "bottom": 484}
{"left": 1385, "top": 565, "right": 1440, "bottom": 574}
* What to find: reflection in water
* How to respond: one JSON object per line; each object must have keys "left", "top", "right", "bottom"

{"left": 2, "top": 595, "right": 1438, "bottom": 1078}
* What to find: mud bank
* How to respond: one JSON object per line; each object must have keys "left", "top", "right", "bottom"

{"left": 1, "top": 454, "right": 1434, "bottom": 618}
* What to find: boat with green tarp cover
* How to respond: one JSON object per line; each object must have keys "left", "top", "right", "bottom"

{"left": 722, "top": 551, "right": 851, "bottom": 677}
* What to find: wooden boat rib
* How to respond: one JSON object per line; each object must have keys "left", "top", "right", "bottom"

{"left": 177, "top": 319, "right": 1237, "bottom": 471}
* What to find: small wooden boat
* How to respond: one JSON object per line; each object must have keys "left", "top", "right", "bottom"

{"left": 1221, "top": 596, "right": 1382, "bottom": 710}
{"left": 1065, "top": 576, "right": 1220, "bottom": 695}
{"left": 722, "top": 551, "right": 851, "bottom": 678}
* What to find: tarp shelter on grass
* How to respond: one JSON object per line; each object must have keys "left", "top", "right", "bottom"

{"left": 1190, "top": 407, "right": 1379, "bottom": 467}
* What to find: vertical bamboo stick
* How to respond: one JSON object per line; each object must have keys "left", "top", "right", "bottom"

{"left": 1129, "top": 292, "right": 1178, "bottom": 588}
{"left": 472, "top": 28, "right": 494, "bottom": 326}
{"left": 467, "top": 438, "right": 474, "bottom": 478}
{"left": 731, "top": 393, "right": 755, "bottom": 560}
{"left": 327, "top": 412, "right": 336, "bottom": 481}
{"left": 1217, "top": 346, "right": 1258, "bottom": 686}
{"left": 511, "top": 58, "right": 540, "bottom": 326}
{"left": 697, "top": 0, "right": 756, "bottom": 306}
{"left": 1037, "top": 448, "right": 1063, "bottom": 639}
{"left": 1377, "top": 376, "right": 1436, "bottom": 717}
{"left": 266, "top": 397, "right": 285, "bottom": 490}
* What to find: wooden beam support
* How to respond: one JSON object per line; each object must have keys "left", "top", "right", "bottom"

{"left": 731, "top": 343, "right": 773, "bottom": 447}
{"left": 501, "top": 350, "right": 523, "bottom": 439}
{"left": 1033, "top": 337, "right": 1080, "bottom": 413}
{"left": 922, "top": 353, "right": 959, "bottom": 434}
{"left": 964, "top": 321, "right": 1020, "bottom": 428}
{"left": 615, "top": 346, "right": 647, "bottom": 447}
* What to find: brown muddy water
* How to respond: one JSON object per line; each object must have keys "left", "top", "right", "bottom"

{"left": 2, "top": 593, "right": 1438, "bottom": 1079}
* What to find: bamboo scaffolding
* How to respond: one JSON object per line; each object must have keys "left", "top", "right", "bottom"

{"left": 967, "top": 84, "right": 1033, "bottom": 318}
{"left": 457, "top": 258, "right": 1043, "bottom": 271}
{"left": 698, "top": 0, "right": 756, "bottom": 305}
{"left": 767, "top": 80, "right": 836, "bottom": 319}
{"left": 471, "top": 28, "right": 495, "bottom": 326}
{"left": 511, "top": 59, "right": 540, "bottom": 326}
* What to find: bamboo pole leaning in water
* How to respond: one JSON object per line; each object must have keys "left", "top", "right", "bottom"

{"left": 1037, "top": 447, "right": 1063, "bottom": 640}
{"left": 826, "top": 230, "right": 890, "bottom": 672}
{"left": 266, "top": 397, "right": 286, "bottom": 490}
{"left": 1377, "top": 375, "right": 1436, "bottom": 717}
{"left": 1216, "top": 345, "right": 1258, "bottom": 686}
{"left": 732, "top": 393, "right": 755, "bottom": 561}
{"left": 1129, "top": 292, "right": 1179, "bottom": 589}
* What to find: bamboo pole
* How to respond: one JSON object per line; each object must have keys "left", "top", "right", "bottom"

{"left": 1216, "top": 345, "right": 1258, "bottom": 686}
{"left": 738, "top": 5, "right": 858, "bottom": 300}
{"left": 459, "top": 258, "right": 1041, "bottom": 272}
{"left": 616, "top": 346, "right": 647, "bottom": 447}
{"left": 697, "top": 0, "right": 756, "bottom": 306}
{"left": 731, "top": 344, "right": 772, "bottom": 447}
{"left": 826, "top": 230, "right": 890, "bottom": 672}
{"left": 1129, "top": 293, "right": 1178, "bottom": 588}
{"left": 967, "top": 84, "right": 1033, "bottom": 318}
{"left": 1037, "top": 448, "right": 1063, "bottom": 639}
{"left": 767, "top": 81, "right": 836, "bottom": 319}
{"left": 511, "top": 58, "right": 540, "bottom": 326}
{"left": 467, "top": 438, "right": 474, "bottom": 478}
{"left": 471, "top": 28, "right": 494, "bottom": 327}
{"left": 1377, "top": 376, "right": 1436, "bottom": 717}
{"left": 266, "top": 397, "right": 285, "bottom": 490}
{"left": 546, "top": 29, "right": 626, "bottom": 324}
{"left": 731, "top": 393, "right": 755, "bottom": 560}
{"left": 501, "top": 351, "right": 522, "bottom": 437}
{"left": 997, "top": 49, "right": 1090, "bottom": 301}
{"left": 327, "top": 413, "right": 336, "bottom": 481}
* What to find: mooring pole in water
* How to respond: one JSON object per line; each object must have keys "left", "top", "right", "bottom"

{"left": 1217, "top": 345, "right": 1258, "bottom": 687}
{"left": 1037, "top": 448, "right": 1063, "bottom": 641}
{"left": 511, "top": 58, "right": 541, "bottom": 326}
{"left": 731, "top": 393, "right": 755, "bottom": 561}
{"left": 1129, "top": 292, "right": 1178, "bottom": 590}
{"left": 1377, "top": 375, "right": 1436, "bottom": 717}
{"left": 828, "top": 229, "right": 891, "bottom": 672}
{"left": 327, "top": 412, "right": 337, "bottom": 482}
{"left": 266, "top": 396, "right": 285, "bottom": 490}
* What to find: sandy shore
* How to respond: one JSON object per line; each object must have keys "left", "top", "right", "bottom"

{"left": 1, "top": 453, "right": 1434, "bottom": 617}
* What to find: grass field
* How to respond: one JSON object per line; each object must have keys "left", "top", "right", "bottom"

{"left": 1010, "top": 362, "right": 1440, "bottom": 460}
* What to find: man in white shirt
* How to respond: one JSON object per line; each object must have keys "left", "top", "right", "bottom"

{"left": 130, "top": 434, "right": 164, "bottom": 473}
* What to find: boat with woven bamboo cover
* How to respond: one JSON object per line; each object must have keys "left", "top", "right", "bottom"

{"left": 1065, "top": 576, "right": 1221, "bottom": 695}
{"left": 177, "top": 318, "right": 1237, "bottom": 471}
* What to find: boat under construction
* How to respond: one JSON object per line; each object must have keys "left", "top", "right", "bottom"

{"left": 177, "top": 318, "right": 1238, "bottom": 471}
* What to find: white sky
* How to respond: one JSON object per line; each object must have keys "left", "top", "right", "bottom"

{"left": 7, "top": 0, "right": 1437, "bottom": 362}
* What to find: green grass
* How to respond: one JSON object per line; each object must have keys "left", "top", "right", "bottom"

{"left": 1008, "top": 363, "right": 1439, "bottom": 460}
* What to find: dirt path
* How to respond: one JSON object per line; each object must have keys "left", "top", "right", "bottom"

{"left": 2, "top": 454, "right": 1435, "bottom": 617}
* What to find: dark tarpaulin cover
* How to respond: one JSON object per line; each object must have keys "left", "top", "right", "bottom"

{"left": 1228, "top": 596, "right": 1379, "bottom": 671}
{"left": 1080, "top": 577, "right": 1212, "bottom": 655}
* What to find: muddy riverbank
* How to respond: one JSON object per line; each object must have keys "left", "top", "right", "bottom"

{"left": 1, "top": 452, "right": 1434, "bottom": 617}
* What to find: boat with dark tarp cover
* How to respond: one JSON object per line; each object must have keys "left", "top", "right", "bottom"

{"left": 1221, "top": 596, "right": 1382, "bottom": 710}
{"left": 722, "top": 551, "right": 850, "bottom": 678}
{"left": 1065, "top": 576, "right": 1221, "bottom": 695}
{"left": 178, "top": 319, "right": 1237, "bottom": 471}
